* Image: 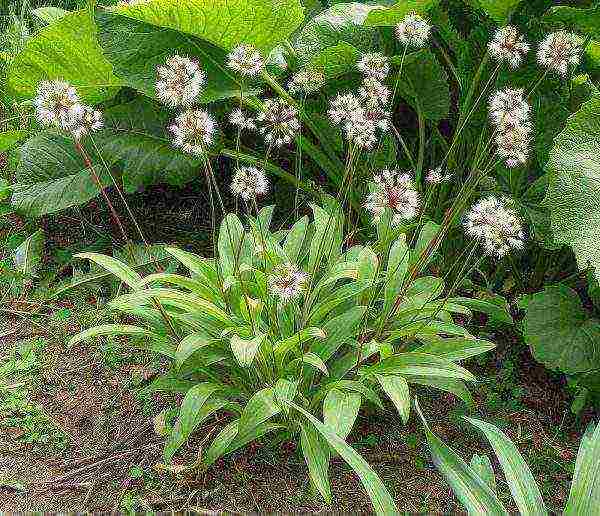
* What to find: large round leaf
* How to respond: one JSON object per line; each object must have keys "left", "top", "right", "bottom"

{"left": 95, "top": 9, "right": 261, "bottom": 104}
{"left": 294, "top": 2, "right": 380, "bottom": 63}
{"left": 522, "top": 285, "right": 600, "bottom": 374}
{"left": 364, "top": 0, "right": 439, "bottom": 27}
{"left": 8, "top": 10, "right": 120, "bottom": 103}
{"left": 545, "top": 96, "right": 600, "bottom": 281}
{"left": 109, "top": 0, "right": 305, "bottom": 53}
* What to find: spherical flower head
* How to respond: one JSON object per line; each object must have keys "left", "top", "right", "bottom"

{"left": 537, "top": 32, "right": 582, "bottom": 76}
{"left": 71, "top": 105, "right": 103, "bottom": 140}
{"left": 488, "top": 88, "right": 530, "bottom": 127}
{"left": 230, "top": 166, "right": 269, "bottom": 201}
{"left": 227, "top": 44, "right": 264, "bottom": 77}
{"left": 268, "top": 263, "right": 308, "bottom": 303}
{"left": 357, "top": 52, "right": 390, "bottom": 81}
{"left": 426, "top": 166, "right": 452, "bottom": 184}
{"left": 169, "top": 109, "right": 216, "bottom": 156}
{"left": 228, "top": 108, "right": 256, "bottom": 131}
{"left": 488, "top": 26, "right": 530, "bottom": 69}
{"left": 328, "top": 93, "right": 362, "bottom": 126}
{"left": 495, "top": 121, "right": 532, "bottom": 168}
{"left": 344, "top": 112, "right": 378, "bottom": 150}
{"left": 358, "top": 77, "right": 391, "bottom": 107}
{"left": 395, "top": 12, "right": 431, "bottom": 48}
{"left": 364, "top": 168, "right": 421, "bottom": 225}
{"left": 464, "top": 196, "right": 525, "bottom": 257}
{"left": 156, "top": 55, "right": 206, "bottom": 108}
{"left": 257, "top": 99, "right": 300, "bottom": 147}
{"left": 288, "top": 69, "right": 325, "bottom": 96}
{"left": 34, "top": 80, "right": 84, "bottom": 130}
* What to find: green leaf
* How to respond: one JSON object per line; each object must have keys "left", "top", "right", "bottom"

{"left": 415, "top": 399, "right": 508, "bottom": 515}
{"left": 323, "top": 388, "right": 361, "bottom": 439}
{"left": 522, "top": 285, "right": 600, "bottom": 374}
{"left": 384, "top": 235, "right": 409, "bottom": 313}
{"left": 466, "top": 417, "right": 547, "bottom": 516}
{"left": 307, "top": 42, "right": 361, "bottom": 79}
{"left": 396, "top": 51, "right": 449, "bottom": 122}
{"left": 300, "top": 422, "right": 332, "bottom": 503}
{"left": 8, "top": 10, "right": 120, "bottom": 103}
{"left": 543, "top": 5, "right": 600, "bottom": 39}
{"left": 310, "top": 306, "right": 367, "bottom": 361}
{"left": 237, "top": 388, "right": 281, "bottom": 442}
{"left": 294, "top": 2, "right": 380, "bottom": 63}
{"left": 13, "top": 230, "right": 44, "bottom": 276}
{"left": 0, "top": 130, "right": 28, "bottom": 153}
{"left": 175, "top": 332, "right": 213, "bottom": 367}
{"left": 415, "top": 336, "right": 495, "bottom": 362}
{"left": 564, "top": 422, "right": 600, "bottom": 515}
{"left": 95, "top": 10, "right": 254, "bottom": 105}
{"left": 292, "top": 352, "right": 330, "bottom": 376}
{"left": 75, "top": 252, "right": 142, "bottom": 290}
{"left": 363, "top": 353, "right": 476, "bottom": 382}
{"left": 164, "top": 384, "right": 225, "bottom": 461}
{"left": 230, "top": 333, "right": 267, "bottom": 367}
{"left": 284, "top": 215, "right": 309, "bottom": 263}
{"left": 408, "top": 376, "right": 474, "bottom": 406}
{"left": 11, "top": 131, "right": 110, "bottom": 217}
{"left": 288, "top": 401, "right": 398, "bottom": 515}
{"left": 364, "top": 0, "right": 439, "bottom": 27}
{"left": 451, "top": 296, "right": 513, "bottom": 324}
{"left": 218, "top": 214, "right": 248, "bottom": 278}
{"left": 545, "top": 96, "right": 600, "bottom": 282}
{"left": 110, "top": 0, "right": 304, "bottom": 53}
{"left": 69, "top": 324, "right": 156, "bottom": 346}
{"left": 375, "top": 374, "right": 410, "bottom": 423}
{"left": 95, "top": 97, "right": 205, "bottom": 191}
{"left": 32, "top": 6, "right": 68, "bottom": 24}
{"left": 470, "top": 455, "right": 497, "bottom": 493}
{"left": 467, "top": 0, "right": 522, "bottom": 23}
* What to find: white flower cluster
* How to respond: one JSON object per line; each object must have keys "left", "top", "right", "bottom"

{"left": 328, "top": 53, "right": 391, "bottom": 150}
{"left": 156, "top": 55, "right": 206, "bottom": 108}
{"left": 288, "top": 69, "right": 325, "bottom": 96}
{"left": 169, "top": 110, "right": 217, "bottom": 156}
{"left": 230, "top": 166, "right": 269, "bottom": 201}
{"left": 155, "top": 55, "right": 217, "bottom": 157}
{"left": 537, "top": 31, "right": 582, "bottom": 76}
{"left": 395, "top": 13, "right": 431, "bottom": 48}
{"left": 364, "top": 168, "right": 420, "bottom": 225}
{"left": 256, "top": 99, "right": 301, "bottom": 147}
{"left": 488, "top": 26, "right": 530, "bottom": 69}
{"left": 489, "top": 88, "right": 531, "bottom": 168}
{"left": 464, "top": 196, "right": 525, "bottom": 257}
{"left": 426, "top": 166, "right": 452, "bottom": 184}
{"left": 268, "top": 263, "right": 308, "bottom": 303}
{"left": 227, "top": 44, "right": 265, "bottom": 77}
{"left": 229, "top": 108, "right": 257, "bottom": 131}
{"left": 34, "top": 80, "right": 103, "bottom": 140}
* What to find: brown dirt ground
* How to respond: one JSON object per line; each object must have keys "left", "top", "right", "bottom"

{"left": 0, "top": 299, "right": 597, "bottom": 514}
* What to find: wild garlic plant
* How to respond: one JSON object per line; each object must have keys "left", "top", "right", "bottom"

{"left": 71, "top": 200, "right": 502, "bottom": 513}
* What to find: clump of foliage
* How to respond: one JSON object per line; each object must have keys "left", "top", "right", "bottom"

{"left": 71, "top": 202, "right": 499, "bottom": 511}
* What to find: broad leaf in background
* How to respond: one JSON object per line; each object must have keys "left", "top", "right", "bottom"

{"left": 32, "top": 6, "right": 68, "bottom": 24}
{"left": 545, "top": 96, "right": 600, "bottom": 281}
{"left": 0, "top": 130, "right": 28, "bottom": 153}
{"left": 308, "top": 42, "right": 362, "bottom": 79}
{"left": 364, "top": 0, "right": 439, "bottom": 27}
{"left": 396, "top": 50, "right": 449, "bottom": 121}
{"left": 466, "top": 0, "right": 522, "bottom": 24}
{"left": 13, "top": 229, "right": 44, "bottom": 276}
{"left": 522, "top": 285, "right": 600, "bottom": 375}
{"left": 294, "top": 2, "right": 380, "bottom": 63}
{"left": 8, "top": 10, "right": 120, "bottom": 103}
{"left": 96, "top": 97, "right": 204, "bottom": 191}
{"left": 95, "top": 10, "right": 256, "bottom": 104}
{"left": 11, "top": 132, "right": 109, "bottom": 217}
{"left": 109, "top": 0, "right": 304, "bottom": 53}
